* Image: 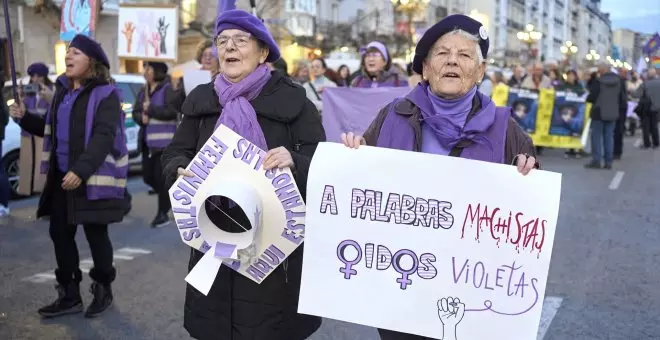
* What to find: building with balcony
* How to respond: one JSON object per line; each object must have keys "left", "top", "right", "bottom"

{"left": 573, "top": 0, "right": 612, "bottom": 64}
{"left": 613, "top": 28, "right": 641, "bottom": 64}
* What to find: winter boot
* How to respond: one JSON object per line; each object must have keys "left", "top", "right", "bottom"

{"left": 84, "top": 282, "right": 113, "bottom": 318}
{"left": 38, "top": 282, "right": 83, "bottom": 318}
{"left": 150, "top": 212, "right": 169, "bottom": 228}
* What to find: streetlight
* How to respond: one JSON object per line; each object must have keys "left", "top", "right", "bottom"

{"left": 585, "top": 49, "right": 600, "bottom": 65}
{"left": 391, "top": 0, "right": 431, "bottom": 59}
{"left": 560, "top": 41, "right": 578, "bottom": 57}
{"left": 517, "top": 24, "right": 542, "bottom": 64}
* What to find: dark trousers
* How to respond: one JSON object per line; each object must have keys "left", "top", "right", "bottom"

{"left": 50, "top": 171, "right": 116, "bottom": 285}
{"left": 143, "top": 150, "right": 170, "bottom": 215}
{"left": 614, "top": 117, "right": 625, "bottom": 157}
{"left": 0, "top": 142, "right": 10, "bottom": 206}
{"left": 641, "top": 112, "right": 659, "bottom": 148}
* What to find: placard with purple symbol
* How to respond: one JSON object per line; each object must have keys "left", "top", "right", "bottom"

{"left": 298, "top": 143, "right": 562, "bottom": 339}
{"left": 168, "top": 124, "right": 306, "bottom": 295}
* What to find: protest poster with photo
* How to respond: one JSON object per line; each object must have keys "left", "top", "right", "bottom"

{"left": 549, "top": 91, "right": 588, "bottom": 137}
{"left": 168, "top": 125, "right": 306, "bottom": 295}
{"left": 322, "top": 87, "right": 411, "bottom": 143}
{"left": 299, "top": 143, "right": 562, "bottom": 340}
{"left": 492, "top": 84, "right": 591, "bottom": 149}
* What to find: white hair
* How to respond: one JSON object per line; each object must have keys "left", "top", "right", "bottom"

{"left": 444, "top": 29, "right": 485, "bottom": 64}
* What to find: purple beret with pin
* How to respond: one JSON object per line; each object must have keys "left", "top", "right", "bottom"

{"left": 412, "top": 14, "right": 490, "bottom": 75}
{"left": 27, "top": 63, "right": 49, "bottom": 77}
{"left": 215, "top": 9, "right": 281, "bottom": 62}
{"left": 69, "top": 34, "right": 111, "bottom": 69}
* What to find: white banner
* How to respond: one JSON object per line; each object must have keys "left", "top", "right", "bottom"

{"left": 299, "top": 143, "right": 562, "bottom": 340}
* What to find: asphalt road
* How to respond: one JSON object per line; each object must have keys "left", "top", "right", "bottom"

{"left": 1, "top": 137, "right": 659, "bottom": 340}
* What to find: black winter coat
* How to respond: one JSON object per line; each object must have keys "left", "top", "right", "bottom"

{"left": 161, "top": 71, "right": 326, "bottom": 340}
{"left": 19, "top": 77, "right": 127, "bottom": 225}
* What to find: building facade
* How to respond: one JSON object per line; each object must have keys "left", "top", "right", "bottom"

{"left": 573, "top": 0, "right": 612, "bottom": 64}
{"left": 613, "top": 28, "right": 642, "bottom": 64}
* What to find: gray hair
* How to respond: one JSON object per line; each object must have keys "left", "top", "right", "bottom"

{"left": 443, "top": 29, "right": 485, "bottom": 64}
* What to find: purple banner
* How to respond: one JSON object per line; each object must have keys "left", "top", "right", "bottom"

{"left": 322, "top": 87, "right": 411, "bottom": 143}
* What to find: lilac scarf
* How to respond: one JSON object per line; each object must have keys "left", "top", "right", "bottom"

{"left": 214, "top": 64, "right": 271, "bottom": 150}
{"left": 418, "top": 84, "right": 494, "bottom": 150}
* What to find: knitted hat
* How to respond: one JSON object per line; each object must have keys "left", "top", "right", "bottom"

{"left": 69, "top": 34, "right": 110, "bottom": 69}
{"left": 215, "top": 9, "right": 281, "bottom": 62}
{"left": 27, "top": 63, "right": 49, "bottom": 77}
{"left": 412, "top": 14, "right": 489, "bottom": 75}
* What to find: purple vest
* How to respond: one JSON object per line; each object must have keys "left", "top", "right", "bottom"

{"left": 22, "top": 94, "right": 50, "bottom": 137}
{"left": 376, "top": 91, "right": 509, "bottom": 164}
{"left": 41, "top": 79, "right": 128, "bottom": 201}
{"left": 144, "top": 83, "right": 176, "bottom": 150}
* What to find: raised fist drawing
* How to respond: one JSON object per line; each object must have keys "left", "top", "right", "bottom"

{"left": 121, "top": 21, "right": 136, "bottom": 53}
{"left": 157, "top": 16, "right": 169, "bottom": 55}
{"left": 148, "top": 32, "right": 161, "bottom": 57}
{"left": 437, "top": 297, "right": 465, "bottom": 340}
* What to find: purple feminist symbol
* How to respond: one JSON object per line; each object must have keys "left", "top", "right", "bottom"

{"left": 337, "top": 240, "right": 362, "bottom": 279}
{"left": 392, "top": 249, "right": 418, "bottom": 290}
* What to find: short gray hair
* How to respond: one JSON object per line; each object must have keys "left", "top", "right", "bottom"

{"left": 444, "top": 29, "right": 485, "bottom": 64}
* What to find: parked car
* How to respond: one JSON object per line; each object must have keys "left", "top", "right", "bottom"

{"left": 2, "top": 74, "right": 145, "bottom": 197}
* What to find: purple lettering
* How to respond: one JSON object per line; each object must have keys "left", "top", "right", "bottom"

{"left": 350, "top": 189, "right": 366, "bottom": 218}
{"left": 232, "top": 138, "right": 248, "bottom": 159}
{"left": 210, "top": 136, "right": 228, "bottom": 154}
{"left": 392, "top": 249, "right": 418, "bottom": 290}
{"left": 172, "top": 206, "right": 197, "bottom": 217}
{"left": 182, "top": 229, "right": 201, "bottom": 241}
{"left": 320, "top": 185, "right": 338, "bottom": 215}
{"left": 176, "top": 217, "right": 197, "bottom": 229}
{"left": 177, "top": 180, "right": 197, "bottom": 197}
{"left": 172, "top": 190, "right": 192, "bottom": 205}
{"left": 200, "top": 144, "right": 222, "bottom": 164}
{"left": 417, "top": 253, "right": 437, "bottom": 279}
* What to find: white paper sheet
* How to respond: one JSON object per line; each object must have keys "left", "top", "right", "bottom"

{"left": 183, "top": 69, "right": 212, "bottom": 95}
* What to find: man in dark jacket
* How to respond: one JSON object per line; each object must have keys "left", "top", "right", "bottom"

{"left": 585, "top": 63, "right": 628, "bottom": 169}
{"left": 0, "top": 74, "right": 10, "bottom": 216}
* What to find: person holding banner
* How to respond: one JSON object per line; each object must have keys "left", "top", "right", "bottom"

{"left": 351, "top": 41, "right": 408, "bottom": 88}
{"left": 133, "top": 61, "right": 177, "bottom": 228}
{"left": 161, "top": 9, "right": 325, "bottom": 340}
{"left": 341, "top": 13, "right": 540, "bottom": 249}
{"left": 9, "top": 34, "right": 127, "bottom": 318}
{"left": 16, "top": 62, "right": 55, "bottom": 197}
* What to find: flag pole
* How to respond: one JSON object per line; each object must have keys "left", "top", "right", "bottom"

{"left": 2, "top": 0, "right": 19, "bottom": 102}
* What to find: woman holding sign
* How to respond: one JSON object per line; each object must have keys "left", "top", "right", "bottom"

{"left": 9, "top": 34, "right": 127, "bottom": 319}
{"left": 161, "top": 9, "right": 325, "bottom": 340}
{"left": 342, "top": 15, "right": 539, "bottom": 339}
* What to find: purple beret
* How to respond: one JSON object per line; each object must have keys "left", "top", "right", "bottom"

{"left": 27, "top": 63, "right": 49, "bottom": 77}
{"left": 215, "top": 9, "right": 280, "bottom": 63}
{"left": 69, "top": 34, "right": 110, "bottom": 69}
{"left": 412, "top": 14, "right": 489, "bottom": 75}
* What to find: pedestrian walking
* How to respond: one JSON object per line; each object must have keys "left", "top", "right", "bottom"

{"left": 132, "top": 62, "right": 177, "bottom": 228}
{"left": 8, "top": 34, "right": 128, "bottom": 318}
{"left": 633, "top": 67, "right": 660, "bottom": 149}
{"left": 585, "top": 62, "right": 628, "bottom": 169}
{"left": 161, "top": 9, "right": 325, "bottom": 340}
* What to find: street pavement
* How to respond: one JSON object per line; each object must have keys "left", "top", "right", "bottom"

{"left": 1, "top": 136, "right": 659, "bottom": 340}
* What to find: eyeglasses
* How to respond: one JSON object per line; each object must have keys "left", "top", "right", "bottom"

{"left": 216, "top": 33, "right": 252, "bottom": 49}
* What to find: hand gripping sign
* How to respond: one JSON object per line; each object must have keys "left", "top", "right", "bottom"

{"left": 168, "top": 124, "right": 307, "bottom": 295}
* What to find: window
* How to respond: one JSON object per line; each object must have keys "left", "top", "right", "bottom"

{"left": 180, "top": 0, "right": 197, "bottom": 28}
{"left": 114, "top": 82, "right": 140, "bottom": 114}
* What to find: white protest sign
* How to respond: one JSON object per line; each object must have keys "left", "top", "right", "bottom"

{"left": 299, "top": 143, "right": 561, "bottom": 340}
{"left": 183, "top": 69, "right": 212, "bottom": 96}
{"left": 168, "top": 124, "right": 306, "bottom": 295}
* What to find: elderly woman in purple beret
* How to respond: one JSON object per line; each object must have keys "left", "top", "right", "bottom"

{"left": 161, "top": 9, "right": 325, "bottom": 340}
{"left": 343, "top": 14, "right": 539, "bottom": 338}
{"left": 10, "top": 34, "right": 128, "bottom": 319}
{"left": 351, "top": 41, "right": 409, "bottom": 88}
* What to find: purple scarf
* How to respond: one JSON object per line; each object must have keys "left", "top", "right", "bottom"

{"left": 415, "top": 84, "right": 494, "bottom": 151}
{"left": 214, "top": 64, "right": 271, "bottom": 150}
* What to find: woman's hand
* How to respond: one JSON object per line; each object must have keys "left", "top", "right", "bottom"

{"left": 62, "top": 171, "right": 82, "bottom": 190}
{"left": 177, "top": 167, "right": 194, "bottom": 178}
{"left": 9, "top": 101, "right": 25, "bottom": 120}
{"left": 142, "top": 114, "right": 149, "bottom": 125}
{"left": 264, "top": 147, "right": 294, "bottom": 170}
{"left": 515, "top": 154, "right": 537, "bottom": 176}
{"left": 340, "top": 132, "right": 366, "bottom": 149}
